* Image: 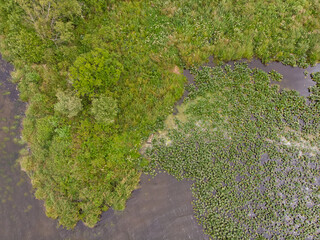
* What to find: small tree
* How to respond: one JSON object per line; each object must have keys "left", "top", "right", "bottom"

{"left": 16, "top": 0, "right": 81, "bottom": 43}
{"left": 91, "top": 95, "right": 118, "bottom": 125}
{"left": 70, "top": 48, "right": 123, "bottom": 98}
{"left": 54, "top": 90, "right": 82, "bottom": 118}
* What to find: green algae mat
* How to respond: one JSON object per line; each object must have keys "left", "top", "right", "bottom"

{"left": 146, "top": 63, "right": 320, "bottom": 239}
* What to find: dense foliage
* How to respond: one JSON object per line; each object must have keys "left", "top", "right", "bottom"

{"left": 146, "top": 64, "right": 320, "bottom": 239}
{"left": 0, "top": 0, "right": 319, "bottom": 229}
{"left": 70, "top": 48, "right": 123, "bottom": 98}
{"left": 91, "top": 95, "right": 118, "bottom": 125}
{"left": 54, "top": 90, "right": 83, "bottom": 118}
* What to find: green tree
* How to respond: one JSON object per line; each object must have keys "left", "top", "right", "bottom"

{"left": 70, "top": 48, "right": 123, "bottom": 98}
{"left": 11, "top": 69, "right": 41, "bottom": 101}
{"left": 16, "top": 0, "right": 81, "bottom": 43}
{"left": 54, "top": 90, "right": 82, "bottom": 118}
{"left": 91, "top": 95, "right": 118, "bottom": 125}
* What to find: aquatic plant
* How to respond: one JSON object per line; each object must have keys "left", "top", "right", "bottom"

{"left": 146, "top": 64, "right": 320, "bottom": 239}
{"left": 269, "top": 69, "right": 283, "bottom": 82}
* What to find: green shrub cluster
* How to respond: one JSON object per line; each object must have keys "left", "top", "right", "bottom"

{"left": 146, "top": 64, "right": 320, "bottom": 239}
{"left": 91, "top": 95, "right": 118, "bottom": 125}
{"left": 143, "top": 0, "right": 320, "bottom": 67}
{"left": 70, "top": 48, "right": 123, "bottom": 98}
{"left": 0, "top": 0, "right": 319, "bottom": 230}
{"left": 54, "top": 91, "right": 83, "bottom": 118}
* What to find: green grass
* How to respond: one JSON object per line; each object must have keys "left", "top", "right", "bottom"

{"left": 143, "top": 0, "right": 320, "bottom": 67}
{"left": 146, "top": 65, "right": 320, "bottom": 239}
{"left": 0, "top": 0, "right": 319, "bottom": 229}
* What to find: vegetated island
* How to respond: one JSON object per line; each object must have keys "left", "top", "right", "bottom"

{"left": 0, "top": 0, "right": 319, "bottom": 234}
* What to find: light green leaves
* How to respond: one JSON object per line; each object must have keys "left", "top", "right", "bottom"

{"left": 70, "top": 48, "right": 123, "bottom": 98}
{"left": 91, "top": 95, "right": 118, "bottom": 125}
{"left": 16, "top": 0, "right": 81, "bottom": 41}
{"left": 54, "top": 90, "right": 82, "bottom": 118}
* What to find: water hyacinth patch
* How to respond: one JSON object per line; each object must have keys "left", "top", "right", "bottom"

{"left": 146, "top": 63, "right": 320, "bottom": 239}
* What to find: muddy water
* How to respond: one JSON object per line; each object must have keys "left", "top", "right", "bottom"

{"left": 63, "top": 173, "right": 208, "bottom": 240}
{"left": 0, "top": 57, "right": 62, "bottom": 240}
{"left": 0, "top": 54, "right": 319, "bottom": 240}
{"left": 174, "top": 58, "right": 320, "bottom": 114}
{"left": 204, "top": 56, "right": 320, "bottom": 97}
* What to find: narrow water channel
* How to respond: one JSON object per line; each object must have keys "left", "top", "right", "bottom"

{"left": 205, "top": 57, "right": 320, "bottom": 97}
{"left": 0, "top": 55, "right": 319, "bottom": 240}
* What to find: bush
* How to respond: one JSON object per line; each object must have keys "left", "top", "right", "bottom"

{"left": 5, "top": 29, "right": 45, "bottom": 63}
{"left": 91, "top": 95, "right": 118, "bottom": 125}
{"left": 70, "top": 48, "right": 123, "bottom": 98}
{"left": 54, "top": 90, "right": 83, "bottom": 118}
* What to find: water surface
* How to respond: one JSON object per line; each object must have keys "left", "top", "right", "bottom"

{"left": 0, "top": 56, "right": 62, "bottom": 240}
{"left": 1, "top": 55, "right": 319, "bottom": 240}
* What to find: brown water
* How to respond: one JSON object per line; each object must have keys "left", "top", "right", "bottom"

{"left": 0, "top": 54, "right": 319, "bottom": 240}
{"left": 0, "top": 57, "right": 63, "bottom": 240}
{"left": 205, "top": 56, "right": 320, "bottom": 97}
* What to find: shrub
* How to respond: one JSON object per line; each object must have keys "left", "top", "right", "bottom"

{"left": 70, "top": 48, "right": 123, "bottom": 98}
{"left": 5, "top": 29, "right": 45, "bottom": 63}
{"left": 54, "top": 90, "right": 83, "bottom": 118}
{"left": 91, "top": 95, "right": 118, "bottom": 125}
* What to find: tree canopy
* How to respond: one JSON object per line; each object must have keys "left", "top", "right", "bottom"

{"left": 70, "top": 48, "right": 123, "bottom": 98}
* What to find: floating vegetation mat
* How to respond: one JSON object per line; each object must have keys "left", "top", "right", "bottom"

{"left": 146, "top": 63, "right": 320, "bottom": 239}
